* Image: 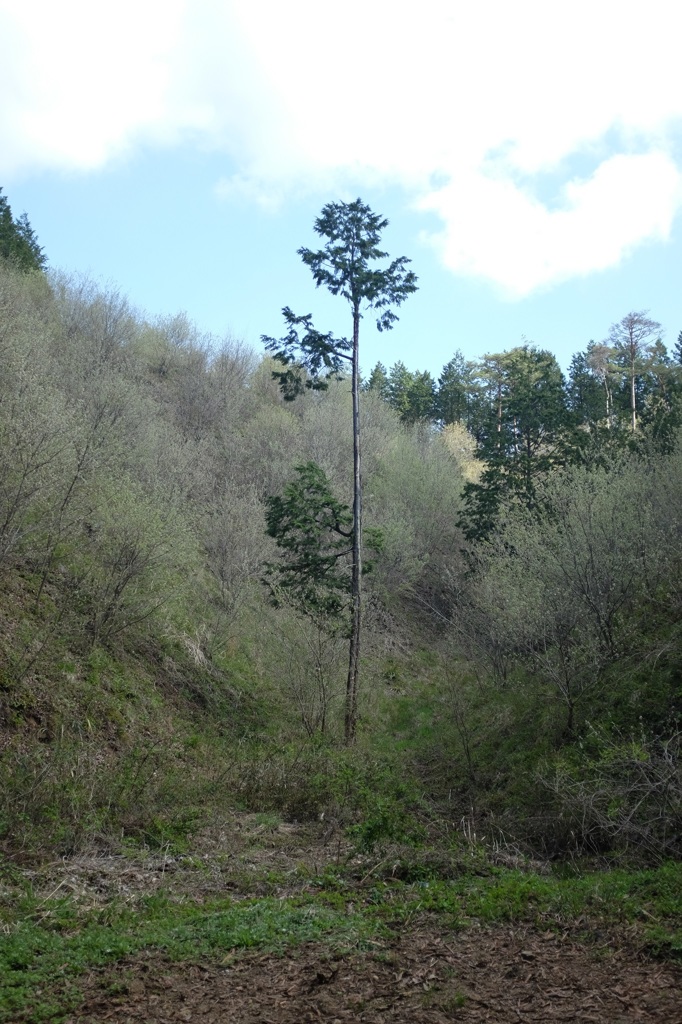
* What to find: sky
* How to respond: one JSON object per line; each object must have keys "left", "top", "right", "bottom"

{"left": 2, "top": 0, "right": 681, "bottom": 378}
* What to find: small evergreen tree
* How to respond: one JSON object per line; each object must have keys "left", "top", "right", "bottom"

{"left": 363, "top": 361, "right": 391, "bottom": 401}
{"left": 264, "top": 462, "right": 353, "bottom": 625}
{"left": 0, "top": 188, "right": 46, "bottom": 272}
{"left": 437, "top": 351, "right": 476, "bottom": 426}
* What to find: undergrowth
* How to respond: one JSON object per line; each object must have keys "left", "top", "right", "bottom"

{"left": 1, "top": 859, "right": 680, "bottom": 1022}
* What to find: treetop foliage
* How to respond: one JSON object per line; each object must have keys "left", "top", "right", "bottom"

{"left": 606, "top": 309, "right": 662, "bottom": 357}
{"left": 299, "top": 198, "right": 418, "bottom": 330}
{"left": 262, "top": 199, "right": 418, "bottom": 399}
{"left": 0, "top": 187, "right": 46, "bottom": 273}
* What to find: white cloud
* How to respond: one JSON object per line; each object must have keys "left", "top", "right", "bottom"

{"left": 2, "top": 0, "right": 682, "bottom": 294}
{"left": 0, "top": 0, "right": 187, "bottom": 171}
{"left": 419, "top": 152, "right": 682, "bottom": 296}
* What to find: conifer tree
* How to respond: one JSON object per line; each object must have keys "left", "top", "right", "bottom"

{"left": 264, "top": 462, "right": 353, "bottom": 624}
{"left": 0, "top": 188, "right": 46, "bottom": 271}
{"left": 404, "top": 370, "right": 437, "bottom": 424}
{"left": 386, "top": 360, "right": 414, "bottom": 419}
{"left": 458, "top": 346, "right": 570, "bottom": 541}
{"left": 262, "top": 199, "right": 417, "bottom": 742}
{"left": 607, "top": 310, "right": 662, "bottom": 431}
{"left": 363, "top": 361, "right": 390, "bottom": 401}
{"left": 673, "top": 330, "right": 682, "bottom": 366}
{"left": 567, "top": 349, "right": 606, "bottom": 427}
{"left": 437, "top": 351, "right": 475, "bottom": 426}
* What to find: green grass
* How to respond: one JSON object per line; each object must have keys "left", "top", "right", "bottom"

{"left": 2, "top": 860, "right": 681, "bottom": 1022}
{"left": 379, "top": 861, "right": 682, "bottom": 950}
{"left": 310, "top": 858, "right": 682, "bottom": 954}
{"left": 0, "top": 893, "right": 383, "bottom": 1023}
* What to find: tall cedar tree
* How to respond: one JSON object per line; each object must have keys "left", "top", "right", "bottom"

{"left": 363, "top": 361, "right": 390, "bottom": 401}
{"left": 262, "top": 199, "right": 417, "bottom": 743}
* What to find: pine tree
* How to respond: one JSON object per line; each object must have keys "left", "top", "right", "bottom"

{"left": 586, "top": 340, "right": 620, "bottom": 428}
{"left": 458, "top": 346, "right": 570, "bottom": 541}
{"left": 607, "top": 310, "right": 662, "bottom": 431}
{"left": 567, "top": 349, "right": 605, "bottom": 427}
{"left": 673, "top": 330, "right": 682, "bottom": 366}
{"left": 363, "top": 361, "right": 390, "bottom": 401}
{"left": 15, "top": 211, "right": 47, "bottom": 270}
{"left": 437, "top": 351, "right": 475, "bottom": 426}
{"left": 403, "top": 370, "right": 436, "bottom": 424}
{"left": 262, "top": 199, "right": 417, "bottom": 743}
{"left": 0, "top": 188, "right": 46, "bottom": 272}
{"left": 386, "top": 360, "right": 413, "bottom": 419}
{"left": 638, "top": 340, "right": 682, "bottom": 446}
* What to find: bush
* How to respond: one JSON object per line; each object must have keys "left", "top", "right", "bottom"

{"left": 542, "top": 727, "right": 682, "bottom": 860}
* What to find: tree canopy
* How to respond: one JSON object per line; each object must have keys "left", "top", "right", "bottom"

{"left": 0, "top": 187, "right": 46, "bottom": 272}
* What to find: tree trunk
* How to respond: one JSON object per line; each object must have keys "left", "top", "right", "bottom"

{"left": 345, "top": 305, "right": 362, "bottom": 744}
{"left": 604, "top": 378, "right": 612, "bottom": 428}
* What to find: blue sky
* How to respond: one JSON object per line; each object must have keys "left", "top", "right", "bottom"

{"left": 2, "top": 0, "right": 680, "bottom": 378}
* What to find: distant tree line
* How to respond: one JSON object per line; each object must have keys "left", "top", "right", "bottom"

{"left": 365, "top": 314, "right": 682, "bottom": 540}
{"left": 366, "top": 318, "right": 682, "bottom": 437}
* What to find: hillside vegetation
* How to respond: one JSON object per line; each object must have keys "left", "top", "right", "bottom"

{"left": 0, "top": 259, "right": 463, "bottom": 853}
{"left": 2, "top": 192, "right": 682, "bottom": 1020}
{"left": 0, "top": 253, "right": 680, "bottom": 867}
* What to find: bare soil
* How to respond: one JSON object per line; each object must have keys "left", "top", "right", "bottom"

{"left": 69, "top": 924, "right": 682, "bottom": 1023}
{"left": 13, "top": 816, "right": 682, "bottom": 1023}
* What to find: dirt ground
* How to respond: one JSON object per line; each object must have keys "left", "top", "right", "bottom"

{"left": 68, "top": 923, "right": 682, "bottom": 1023}
{"left": 14, "top": 817, "right": 682, "bottom": 1023}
